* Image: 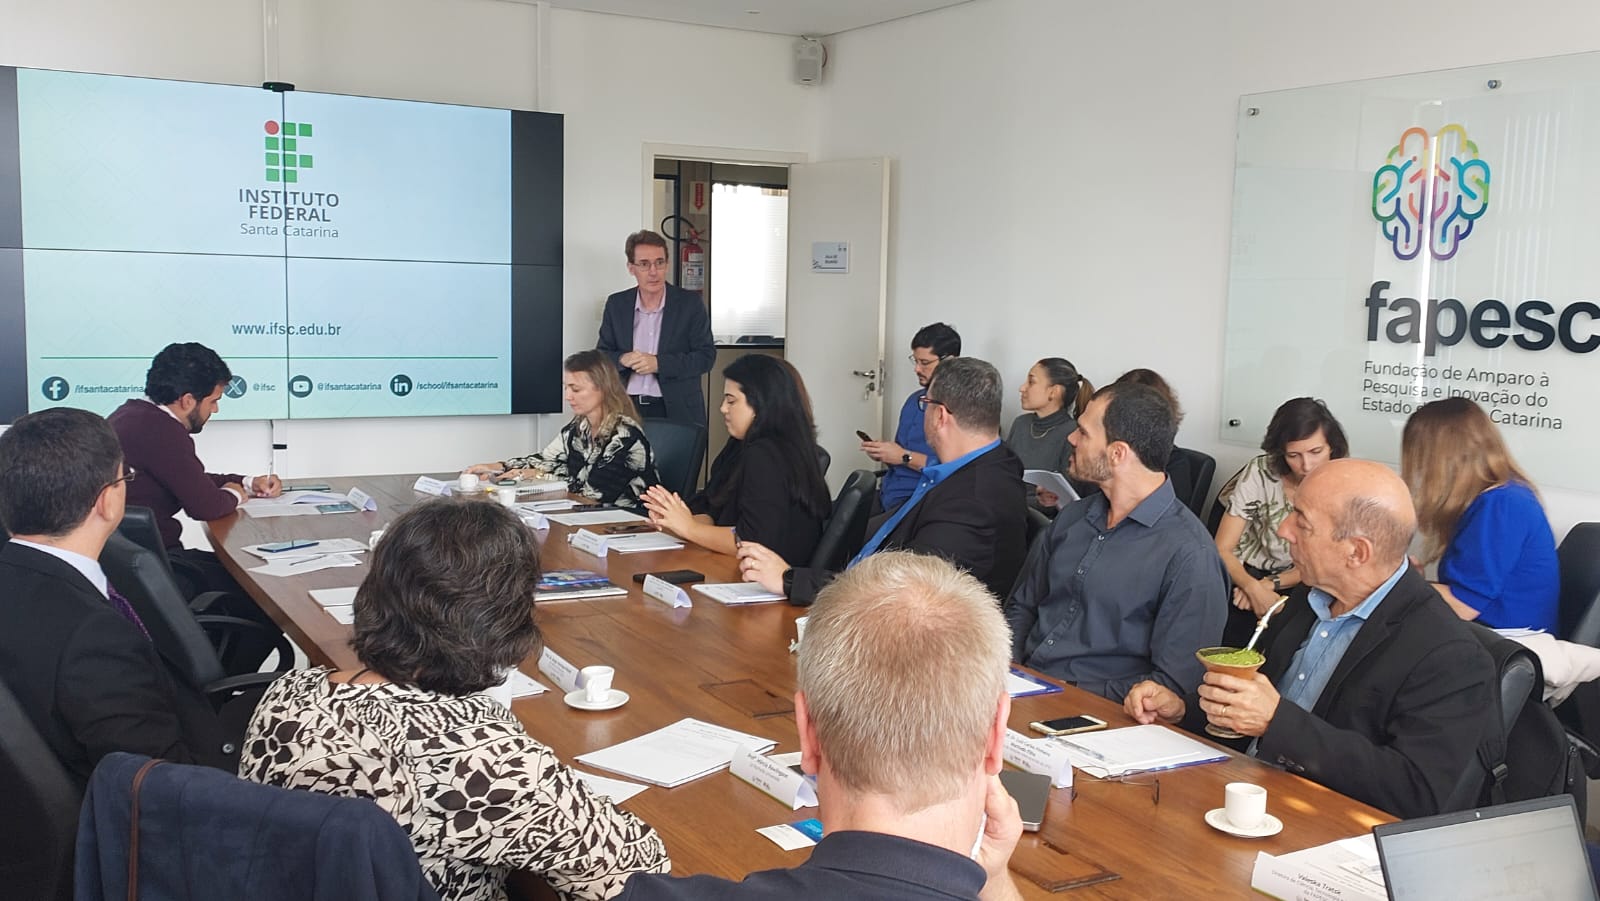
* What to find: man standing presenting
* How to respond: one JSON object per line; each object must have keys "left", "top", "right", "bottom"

{"left": 597, "top": 230, "right": 716, "bottom": 426}
{"left": 108, "top": 342, "right": 283, "bottom": 670}
{"left": 862, "top": 322, "right": 960, "bottom": 512}
{"left": 0, "top": 408, "right": 227, "bottom": 786}
{"left": 620, "top": 552, "right": 1024, "bottom": 900}
{"left": 1125, "top": 459, "right": 1494, "bottom": 818}
{"left": 1006, "top": 382, "right": 1226, "bottom": 702}
{"left": 739, "top": 357, "right": 1027, "bottom": 607}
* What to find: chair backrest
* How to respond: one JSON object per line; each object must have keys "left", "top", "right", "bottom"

{"left": 641, "top": 419, "right": 708, "bottom": 497}
{"left": 809, "top": 470, "right": 876, "bottom": 571}
{"left": 815, "top": 444, "right": 832, "bottom": 478}
{"left": 98, "top": 533, "right": 227, "bottom": 690}
{"left": 1024, "top": 507, "right": 1050, "bottom": 548}
{"left": 0, "top": 676, "right": 81, "bottom": 901}
{"left": 1557, "top": 522, "right": 1600, "bottom": 646}
{"left": 1206, "top": 461, "right": 1249, "bottom": 536}
{"left": 1167, "top": 447, "right": 1216, "bottom": 520}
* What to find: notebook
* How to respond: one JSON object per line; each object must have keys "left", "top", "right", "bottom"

{"left": 1372, "top": 795, "right": 1597, "bottom": 900}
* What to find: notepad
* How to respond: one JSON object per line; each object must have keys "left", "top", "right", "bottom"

{"left": 693, "top": 582, "right": 786, "bottom": 605}
{"left": 545, "top": 509, "right": 649, "bottom": 527}
{"left": 575, "top": 718, "right": 777, "bottom": 788}
{"left": 1054, "top": 724, "right": 1227, "bottom": 776}
{"left": 1006, "top": 668, "right": 1065, "bottom": 698}
{"left": 606, "top": 533, "right": 687, "bottom": 554}
{"left": 309, "top": 586, "right": 360, "bottom": 608}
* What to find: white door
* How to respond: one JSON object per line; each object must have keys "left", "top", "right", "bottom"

{"left": 785, "top": 158, "right": 890, "bottom": 493}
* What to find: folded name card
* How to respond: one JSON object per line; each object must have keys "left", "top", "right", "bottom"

{"left": 517, "top": 509, "right": 550, "bottom": 531}
{"left": 642, "top": 574, "right": 692, "bottom": 608}
{"left": 1004, "top": 729, "right": 1075, "bottom": 788}
{"left": 538, "top": 647, "right": 582, "bottom": 693}
{"left": 413, "top": 476, "right": 452, "bottom": 496}
{"left": 732, "top": 745, "right": 817, "bottom": 810}
{"left": 346, "top": 487, "right": 378, "bottom": 511}
{"left": 570, "top": 528, "right": 608, "bottom": 557}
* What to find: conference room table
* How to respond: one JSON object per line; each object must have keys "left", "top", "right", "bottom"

{"left": 208, "top": 473, "right": 1394, "bottom": 899}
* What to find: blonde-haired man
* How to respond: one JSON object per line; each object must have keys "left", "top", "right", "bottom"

{"left": 619, "top": 552, "right": 1024, "bottom": 900}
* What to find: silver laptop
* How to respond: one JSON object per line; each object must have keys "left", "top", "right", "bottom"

{"left": 1373, "top": 795, "right": 1597, "bottom": 901}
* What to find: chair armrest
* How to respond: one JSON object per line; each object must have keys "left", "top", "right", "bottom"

{"left": 196, "top": 614, "right": 296, "bottom": 673}
{"left": 188, "top": 590, "right": 235, "bottom": 614}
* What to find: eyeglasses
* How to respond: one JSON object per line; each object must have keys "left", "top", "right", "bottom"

{"left": 102, "top": 466, "right": 136, "bottom": 492}
{"left": 908, "top": 354, "right": 945, "bottom": 367}
{"left": 1079, "top": 769, "right": 1160, "bottom": 805}
{"left": 916, "top": 395, "right": 947, "bottom": 412}
{"left": 631, "top": 258, "right": 669, "bottom": 271}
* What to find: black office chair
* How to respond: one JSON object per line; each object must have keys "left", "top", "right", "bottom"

{"left": 1166, "top": 447, "right": 1216, "bottom": 520}
{"left": 808, "top": 470, "right": 876, "bottom": 572}
{"left": 1206, "top": 462, "right": 1249, "bottom": 536}
{"left": 116, "top": 506, "right": 214, "bottom": 605}
{"left": 0, "top": 677, "right": 80, "bottom": 901}
{"left": 1557, "top": 522, "right": 1600, "bottom": 647}
{"left": 1024, "top": 507, "right": 1050, "bottom": 548}
{"left": 641, "top": 419, "right": 708, "bottom": 497}
{"left": 98, "top": 533, "right": 287, "bottom": 759}
{"left": 815, "top": 444, "right": 832, "bottom": 478}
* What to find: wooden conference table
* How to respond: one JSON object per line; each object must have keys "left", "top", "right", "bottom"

{"left": 208, "top": 473, "right": 1393, "bottom": 899}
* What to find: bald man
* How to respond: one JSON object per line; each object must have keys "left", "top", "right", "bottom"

{"left": 1124, "top": 459, "right": 1493, "bottom": 818}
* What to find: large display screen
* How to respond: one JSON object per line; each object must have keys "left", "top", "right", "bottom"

{"left": 0, "top": 66, "right": 563, "bottom": 421}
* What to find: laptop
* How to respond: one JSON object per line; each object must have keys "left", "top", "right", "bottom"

{"left": 1372, "top": 795, "right": 1598, "bottom": 901}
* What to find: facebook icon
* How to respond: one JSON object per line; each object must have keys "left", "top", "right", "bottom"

{"left": 40, "top": 377, "right": 71, "bottom": 401}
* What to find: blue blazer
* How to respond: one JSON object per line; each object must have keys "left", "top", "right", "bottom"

{"left": 597, "top": 284, "right": 716, "bottom": 425}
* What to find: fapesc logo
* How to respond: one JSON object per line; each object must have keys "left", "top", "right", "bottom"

{"left": 1371, "top": 124, "right": 1490, "bottom": 261}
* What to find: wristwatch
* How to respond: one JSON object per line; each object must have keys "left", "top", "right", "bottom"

{"left": 1271, "top": 573, "right": 1284, "bottom": 593}
{"left": 901, "top": 452, "right": 913, "bottom": 465}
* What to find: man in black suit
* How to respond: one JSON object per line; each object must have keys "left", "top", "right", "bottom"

{"left": 737, "top": 357, "right": 1028, "bottom": 605}
{"left": 0, "top": 408, "right": 226, "bottom": 786}
{"left": 1124, "top": 459, "right": 1494, "bottom": 818}
{"left": 596, "top": 229, "right": 717, "bottom": 425}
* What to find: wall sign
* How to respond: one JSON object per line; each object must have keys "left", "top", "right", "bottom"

{"left": 810, "top": 241, "right": 849, "bottom": 272}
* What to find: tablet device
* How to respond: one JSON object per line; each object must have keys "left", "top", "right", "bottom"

{"left": 998, "top": 769, "right": 1051, "bottom": 832}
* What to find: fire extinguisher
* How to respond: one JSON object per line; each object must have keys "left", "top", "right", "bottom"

{"left": 680, "top": 227, "right": 706, "bottom": 292}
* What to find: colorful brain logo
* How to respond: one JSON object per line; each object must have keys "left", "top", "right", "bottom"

{"left": 1371, "top": 124, "right": 1491, "bottom": 261}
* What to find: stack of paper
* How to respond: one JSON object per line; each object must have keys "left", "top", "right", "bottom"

{"left": 1251, "top": 836, "right": 1384, "bottom": 901}
{"left": 309, "top": 586, "right": 360, "bottom": 624}
{"left": 1006, "top": 668, "right": 1065, "bottom": 698}
{"left": 606, "top": 533, "right": 686, "bottom": 554}
{"left": 575, "top": 718, "right": 777, "bottom": 788}
{"left": 693, "top": 582, "right": 785, "bottom": 605}
{"left": 545, "top": 509, "right": 649, "bottom": 527}
{"left": 1054, "top": 724, "right": 1227, "bottom": 776}
{"left": 536, "top": 570, "right": 629, "bottom": 602}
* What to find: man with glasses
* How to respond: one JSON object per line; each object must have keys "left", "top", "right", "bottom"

{"left": 862, "top": 322, "right": 961, "bottom": 513}
{"left": 0, "top": 408, "right": 228, "bottom": 789}
{"left": 598, "top": 229, "right": 716, "bottom": 425}
{"left": 739, "top": 357, "right": 1027, "bottom": 606}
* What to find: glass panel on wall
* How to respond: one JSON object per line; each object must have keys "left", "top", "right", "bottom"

{"left": 709, "top": 182, "right": 787, "bottom": 342}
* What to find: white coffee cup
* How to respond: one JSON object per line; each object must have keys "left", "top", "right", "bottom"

{"left": 368, "top": 529, "right": 386, "bottom": 550}
{"left": 794, "top": 616, "right": 809, "bottom": 646}
{"left": 1224, "top": 782, "right": 1267, "bottom": 829}
{"left": 495, "top": 486, "right": 517, "bottom": 507}
{"left": 580, "top": 665, "right": 614, "bottom": 704}
{"left": 458, "top": 472, "right": 480, "bottom": 492}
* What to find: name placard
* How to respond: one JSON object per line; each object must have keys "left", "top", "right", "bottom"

{"left": 1003, "top": 729, "right": 1075, "bottom": 788}
{"left": 642, "top": 574, "right": 692, "bottom": 608}
{"left": 731, "top": 745, "right": 817, "bottom": 810}
{"left": 346, "top": 487, "right": 378, "bottom": 511}
{"left": 413, "top": 476, "right": 452, "bottom": 496}
{"left": 570, "top": 528, "right": 608, "bottom": 557}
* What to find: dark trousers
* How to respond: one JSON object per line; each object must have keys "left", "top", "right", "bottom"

{"left": 167, "top": 547, "right": 284, "bottom": 675}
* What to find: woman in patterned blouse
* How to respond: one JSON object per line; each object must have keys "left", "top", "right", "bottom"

{"left": 1213, "top": 397, "right": 1348, "bottom": 646}
{"left": 239, "top": 500, "right": 671, "bottom": 901}
{"left": 466, "top": 350, "right": 659, "bottom": 508}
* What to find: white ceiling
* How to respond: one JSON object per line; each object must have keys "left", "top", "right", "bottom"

{"left": 540, "top": 0, "right": 974, "bottom": 37}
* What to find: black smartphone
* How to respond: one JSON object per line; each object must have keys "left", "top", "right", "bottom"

{"left": 1028, "top": 714, "right": 1108, "bottom": 737}
{"left": 855, "top": 429, "right": 874, "bottom": 442}
{"left": 601, "top": 523, "right": 656, "bottom": 535}
{"left": 998, "top": 770, "right": 1051, "bottom": 832}
{"left": 259, "top": 539, "right": 318, "bottom": 553}
{"left": 632, "top": 569, "right": 705, "bottom": 585}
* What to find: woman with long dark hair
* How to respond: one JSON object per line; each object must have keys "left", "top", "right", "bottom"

{"left": 642, "top": 354, "right": 831, "bottom": 562}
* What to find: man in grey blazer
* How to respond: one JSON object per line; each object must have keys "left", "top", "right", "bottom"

{"left": 597, "top": 229, "right": 717, "bottom": 426}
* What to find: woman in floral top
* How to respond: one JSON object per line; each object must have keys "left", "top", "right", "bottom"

{"left": 468, "top": 351, "right": 659, "bottom": 509}
{"left": 1214, "top": 397, "right": 1348, "bottom": 646}
{"left": 240, "top": 500, "right": 670, "bottom": 901}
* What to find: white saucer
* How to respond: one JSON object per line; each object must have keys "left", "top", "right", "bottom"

{"left": 564, "top": 689, "right": 629, "bottom": 711}
{"left": 1204, "top": 808, "right": 1283, "bottom": 838}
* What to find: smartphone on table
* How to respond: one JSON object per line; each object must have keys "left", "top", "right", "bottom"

{"left": 259, "top": 539, "right": 319, "bottom": 553}
{"left": 632, "top": 570, "right": 705, "bottom": 585}
{"left": 1028, "top": 714, "right": 1108, "bottom": 737}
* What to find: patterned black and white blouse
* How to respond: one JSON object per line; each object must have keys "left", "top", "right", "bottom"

{"left": 506, "top": 415, "right": 658, "bottom": 509}
{"left": 239, "top": 668, "right": 670, "bottom": 901}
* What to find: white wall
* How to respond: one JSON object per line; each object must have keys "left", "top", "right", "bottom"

{"left": 816, "top": 0, "right": 1600, "bottom": 537}
{"left": 0, "top": 0, "right": 815, "bottom": 540}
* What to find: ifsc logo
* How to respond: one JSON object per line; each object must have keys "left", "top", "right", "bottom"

{"left": 263, "top": 120, "right": 315, "bottom": 184}
{"left": 1371, "top": 124, "right": 1491, "bottom": 261}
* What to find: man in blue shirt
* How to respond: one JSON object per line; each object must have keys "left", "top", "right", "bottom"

{"left": 861, "top": 322, "right": 960, "bottom": 513}
{"left": 620, "top": 553, "right": 1025, "bottom": 901}
{"left": 1124, "top": 459, "right": 1494, "bottom": 818}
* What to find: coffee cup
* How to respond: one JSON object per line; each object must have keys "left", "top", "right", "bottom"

{"left": 1224, "top": 782, "right": 1267, "bottom": 829}
{"left": 580, "top": 665, "right": 614, "bottom": 704}
{"left": 458, "top": 472, "right": 480, "bottom": 492}
{"left": 368, "top": 529, "right": 385, "bottom": 550}
{"left": 795, "top": 616, "right": 809, "bottom": 646}
{"left": 495, "top": 486, "right": 517, "bottom": 507}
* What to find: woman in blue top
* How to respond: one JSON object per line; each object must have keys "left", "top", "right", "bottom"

{"left": 1401, "top": 398, "right": 1559, "bottom": 632}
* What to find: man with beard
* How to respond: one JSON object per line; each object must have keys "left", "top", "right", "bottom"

{"left": 861, "top": 322, "right": 960, "bottom": 513}
{"left": 1005, "top": 381, "right": 1226, "bottom": 702}
{"left": 109, "top": 343, "right": 283, "bottom": 669}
